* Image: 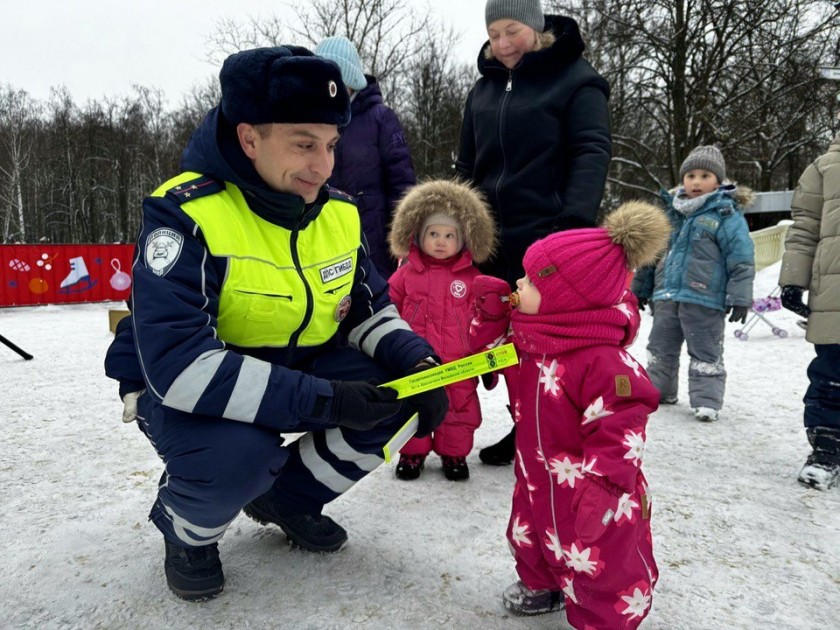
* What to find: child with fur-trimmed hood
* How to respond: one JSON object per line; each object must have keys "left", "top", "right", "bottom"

{"left": 388, "top": 179, "right": 497, "bottom": 482}
{"left": 470, "top": 201, "right": 670, "bottom": 628}
{"left": 631, "top": 145, "right": 756, "bottom": 423}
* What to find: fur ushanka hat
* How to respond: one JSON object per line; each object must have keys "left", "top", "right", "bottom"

{"left": 220, "top": 46, "right": 350, "bottom": 127}
{"left": 389, "top": 180, "right": 498, "bottom": 263}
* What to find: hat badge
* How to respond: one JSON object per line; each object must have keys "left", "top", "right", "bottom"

{"left": 328, "top": 80, "right": 337, "bottom": 98}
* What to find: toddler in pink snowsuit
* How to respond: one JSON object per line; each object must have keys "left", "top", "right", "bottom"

{"left": 470, "top": 200, "right": 670, "bottom": 629}
{"left": 388, "top": 179, "right": 497, "bottom": 481}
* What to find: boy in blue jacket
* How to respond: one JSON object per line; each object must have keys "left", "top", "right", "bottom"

{"left": 632, "top": 145, "right": 755, "bottom": 422}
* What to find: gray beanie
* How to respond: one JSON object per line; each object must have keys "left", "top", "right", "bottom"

{"left": 485, "top": 0, "right": 545, "bottom": 32}
{"left": 679, "top": 145, "right": 726, "bottom": 183}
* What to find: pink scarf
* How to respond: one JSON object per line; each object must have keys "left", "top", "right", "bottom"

{"left": 511, "top": 292, "right": 640, "bottom": 355}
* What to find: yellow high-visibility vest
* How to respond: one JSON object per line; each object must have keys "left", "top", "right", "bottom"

{"left": 153, "top": 173, "right": 360, "bottom": 348}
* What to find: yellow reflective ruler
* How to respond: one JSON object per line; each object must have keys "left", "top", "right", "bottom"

{"left": 381, "top": 343, "right": 518, "bottom": 399}
{"left": 380, "top": 343, "right": 519, "bottom": 462}
{"left": 383, "top": 413, "right": 419, "bottom": 463}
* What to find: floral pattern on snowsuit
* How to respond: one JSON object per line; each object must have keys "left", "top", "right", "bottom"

{"left": 509, "top": 342, "right": 660, "bottom": 629}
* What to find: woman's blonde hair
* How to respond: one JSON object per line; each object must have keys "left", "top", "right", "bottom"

{"left": 484, "top": 30, "right": 555, "bottom": 60}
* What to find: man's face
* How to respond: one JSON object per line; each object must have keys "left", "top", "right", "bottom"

{"left": 239, "top": 123, "right": 339, "bottom": 202}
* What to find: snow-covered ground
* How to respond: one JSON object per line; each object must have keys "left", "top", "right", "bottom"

{"left": 1, "top": 262, "right": 837, "bottom": 629}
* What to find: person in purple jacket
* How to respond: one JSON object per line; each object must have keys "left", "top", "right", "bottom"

{"left": 315, "top": 36, "right": 417, "bottom": 278}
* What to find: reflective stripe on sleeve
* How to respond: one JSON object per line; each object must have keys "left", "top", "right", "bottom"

{"left": 162, "top": 348, "right": 226, "bottom": 412}
{"left": 223, "top": 355, "right": 271, "bottom": 423}
{"left": 348, "top": 304, "right": 412, "bottom": 357}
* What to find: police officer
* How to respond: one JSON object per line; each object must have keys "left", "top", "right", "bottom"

{"left": 105, "top": 46, "right": 447, "bottom": 601}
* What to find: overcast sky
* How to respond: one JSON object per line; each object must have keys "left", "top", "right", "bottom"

{"left": 1, "top": 0, "right": 490, "bottom": 106}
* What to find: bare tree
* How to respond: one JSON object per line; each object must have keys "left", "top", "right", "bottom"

{"left": 172, "top": 77, "right": 221, "bottom": 150}
{"left": 0, "top": 86, "right": 40, "bottom": 242}
{"left": 206, "top": 0, "right": 429, "bottom": 100}
{"left": 715, "top": 3, "right": 840, "bottom": 189}
{"left": 39, "top": 87, "right": 75, "bottom": 241}
{"left": 400, "top": 27, "right": 474, "bottom": 178}
{"left": 551, "top": 0, "right": 840, "bottom": 201}
{"left": 8, "top": 1, "right": 838, "bottom": 244}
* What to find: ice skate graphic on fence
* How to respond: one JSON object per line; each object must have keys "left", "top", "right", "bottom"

{"left": 57, "top": 256, "right": 98, "bottom": 294}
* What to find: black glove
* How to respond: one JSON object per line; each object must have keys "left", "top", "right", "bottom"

{"left": 329, "top": 381, "right": 401, "bottom": 430}
{"left": 726, "top": 305, "right": 749, "bottom": 324}
{"left": 780, "top": 285, "right": 811, "bottom": 318}
{"left": 402, "top": 361, "right": 449, "bottom": 438}
{"left": 637, "top": 298, "right": 649, "bottom": 311}
{"left": 480, "top": 372, "right": 498, "bottom": 390}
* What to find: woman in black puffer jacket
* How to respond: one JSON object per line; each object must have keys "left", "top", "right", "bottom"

{"left": 456, "top": 0, "right": 611, "bottom": 465}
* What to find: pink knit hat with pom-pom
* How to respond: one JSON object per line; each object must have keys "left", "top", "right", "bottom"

{"left": 522, "top": 201, "right": 670, "bottom": 314}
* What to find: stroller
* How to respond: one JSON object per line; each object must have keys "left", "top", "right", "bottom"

{"left": 734, "top": 286, "right": 787, "bottom": 340}
{"left": 734, "top": 220, "right": 794, "bottom": 341}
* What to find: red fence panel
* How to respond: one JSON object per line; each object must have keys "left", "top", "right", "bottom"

{"left": 0, "top": 244, "right": 134, "bottom": 307}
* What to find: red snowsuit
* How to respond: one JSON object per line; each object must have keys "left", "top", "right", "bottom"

{"left": 512, "top": 344, "right": 659, "bottom": 629}
{"left": 471, "top": 286, "right": 659, "bottom": 629}
{"left": 388, "top": 245, "right": 482, "bottom": 457}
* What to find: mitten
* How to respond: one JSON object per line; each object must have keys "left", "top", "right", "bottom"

{"left": 472, "top": 275, "right": 513, "bottom": 320}
{"left": 402, "top": 361, "right": 449, "bottom": 438}
{"left": 571, "top": 475, "right": 624, "bottom": 544}
{"left": 637, "top": 297, "right": 648, "bottom": 311}
{"left": 470, "top": 275, "right": 513, "bottom": 351}
{"left": 726, "top": 305, "right": 749, "bottom": 323}
{"left": 329, "top": 381, "right": 401, "bottom": 430}
{"left": 481, "top": 372, "right": 499, "bottom": 390}
{"left": 780, "top": 285, "right": 811, "bottom": 318}
{"left": 121, "top": 389, "right": 144, "bottom": 423}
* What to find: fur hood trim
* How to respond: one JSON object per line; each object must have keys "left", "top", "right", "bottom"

{"left": 666, "top": 183, "right": 755, "bottom": 211}
{"left": 389, "top": 179, "right": 498, "bottom": 263}
{"left": 730, "top": 184, "right": 755, "bottom": 209}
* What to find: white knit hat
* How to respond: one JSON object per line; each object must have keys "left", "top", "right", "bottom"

{"left": 314, "top": 36, "right": 367, "bottom": 91}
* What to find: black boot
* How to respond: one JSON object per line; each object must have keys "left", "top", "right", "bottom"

{"left": 243, "top": 495, "right": 347, "bottom": 553}
{"left": 441, "top": 456, "right": 470, "bottom": 481}
{"left": 479, "top": 426, "right": 516, "bottom": 466}
{"left": 798, "top": 427, "right": 840, "bottom": 490}
{"left": 395, "top": 454, "right": 426, "bottom": 480}
{"left": 502, "top": 580, "right": 565, "bottom": 615}
{"left": 164, "top": 540, "right": 224, "bottom": 601}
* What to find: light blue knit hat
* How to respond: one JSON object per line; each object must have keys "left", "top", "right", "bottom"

{"left": 314, "top": 36, "right": 367, "bottom": 91}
